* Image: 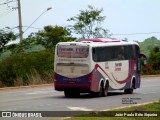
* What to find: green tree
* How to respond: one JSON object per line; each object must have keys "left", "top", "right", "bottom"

{"left": 68, "top": 5, "right": 110, "bottom": 38}
{"left": 139, "top": 36, "right": 160, "bottom": 56}
{"left": 148, "top": 47, "right": 160, "bottom": 70}
{"left": 31, "top": 25, "right": 75, "bottom": 49}
{"left": 0, "top": 30, "right": 17, "bottom": 52}
{"left": 20, "top": 33, "right": 38, "bottom": 51}
{"left": 8, "top": 32, "right": 38, "bottom": 54}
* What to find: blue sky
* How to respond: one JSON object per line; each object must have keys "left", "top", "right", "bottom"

{"left": 0, "top": 0, "right": 160, "bottom": 42}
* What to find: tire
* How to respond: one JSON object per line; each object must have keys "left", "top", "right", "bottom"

{"left": 124, "top": 81, "right": 134, "bottom": 94}
{"left": 64, "top": 90, "right": 71, "bottom": 98}
{"left": 73, "top": 92, "right": 80, "bottom": 98}
{"left": 64, "top": 90, "right": 80, "bottom": 98}
{"left": 97, "top": 83, "right": 103, "bottom": 97}
{"left": 102, "top": 82, "right": 109, "bottom": 97}
{"left": 124, "top": 88, "right": 133, "bottom": 94}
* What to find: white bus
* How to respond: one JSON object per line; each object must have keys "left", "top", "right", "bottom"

{"left": 54, "top": 38, "right": 146, "bottom": 97}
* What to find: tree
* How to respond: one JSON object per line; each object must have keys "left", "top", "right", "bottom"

{"left": 67, "top": 5, "right": 110, "bottom": 38}
{"left": 0, "top": 30, "right": 17, "bottom": 52}
{"left": 20, "top": 32, "right": 38, "bottom": 51}
{"left": 148, "top": 47, "right": 160, "bottom": 70}
{"left": 29, "top": 25, "right": 75, "bottom": 49}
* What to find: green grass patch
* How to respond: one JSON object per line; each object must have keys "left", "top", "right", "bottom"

{"left": 65, "top": 100, "right": 160, "bottom": 120}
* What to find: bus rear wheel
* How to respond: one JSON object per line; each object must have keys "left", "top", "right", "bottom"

{"left": 90, "top": 82, "right": 108, "bottom": 97}
{"left": 98, "top": 83, "right": 103, "bottom": 97}
{"left": 64, "top": 90, "right": 80, "bottom": 98}
{"left": 94, "top": 83, "right": 104, "bottom": 97}
{"left": 90, "top": 84, "right": 103, "bottom": 97}
{"left": 102, "top": 82, "right": 109, "bottom": 97}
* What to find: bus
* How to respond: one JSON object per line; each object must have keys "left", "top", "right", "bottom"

{"left": 54, "top": 38, "right": 146, "bottom": 97}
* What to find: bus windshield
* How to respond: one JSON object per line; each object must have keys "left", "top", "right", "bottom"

{"left": 57, "top": 45, "right": 89, "bottom": 58}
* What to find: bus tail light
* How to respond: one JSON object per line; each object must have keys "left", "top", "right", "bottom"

{"left": 88, "top": 74, "right": 92, "bottom": 81}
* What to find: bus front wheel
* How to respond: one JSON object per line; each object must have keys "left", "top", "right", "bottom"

{"left": 124, "top": 81, "right": 135, "bottom": 94}
{"left": 124, "top": 88, "right": 133, "bottom": 94}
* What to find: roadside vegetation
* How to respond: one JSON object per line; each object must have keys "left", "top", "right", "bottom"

{"left": 0, "top": 49, "right": 54, "bottom": 87}
{"left": 140, "top": 37, "right": 160, "bottom": 75}
{"left": 0, "top": 5, "right": 160, "bottom": 87}
{"left": 67, "top": 100, "right": 160, "bottom": 120}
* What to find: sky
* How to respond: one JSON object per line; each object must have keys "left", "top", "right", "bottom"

{"left": 0, "top": 0, "right": 160, "bottom": 42}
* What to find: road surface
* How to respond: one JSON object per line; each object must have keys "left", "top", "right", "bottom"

{"left": 0, "top": 76, "right": 160, "bottom": 117}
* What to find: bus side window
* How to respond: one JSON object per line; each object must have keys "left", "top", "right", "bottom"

{"left": 128, "top": 45, "right": 135, "bottom": 60}
{"left": 117, "top": 46, "right": 125, "bottom": 60}
{"left": 92, "top": 48, "right": 98, "bottom": 62}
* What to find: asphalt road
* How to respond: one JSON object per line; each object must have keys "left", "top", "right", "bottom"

{"left": 0, "top": 76, "right": 160, "bottom": 117}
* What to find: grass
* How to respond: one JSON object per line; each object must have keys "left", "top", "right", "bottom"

{"left": 56, "top": 100, "right": 160, "bottom": 120}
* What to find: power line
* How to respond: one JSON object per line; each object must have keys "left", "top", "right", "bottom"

{"left": 0, "top": 8, "right": 10, "bottom": 11}
{"left": 0, "top": 9, "right": 15, "bottom": 17}
{"left": 112, "top": 32, "right": 160, "bottom": 36}
{"left": 0, "top": 0, "right": 16, "bottom": 6}
{"left": 0, "top": 0, "right": 17, "bottom": 17}
{"left": 22, "top": 26, "right": 41, "bottom": 30}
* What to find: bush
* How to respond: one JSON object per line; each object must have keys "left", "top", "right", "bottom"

{"left": 0, "top": 49, "right": 54, "bottom": 87}
{"left": 141, "top": 64, "right": 160, "bottom": 75}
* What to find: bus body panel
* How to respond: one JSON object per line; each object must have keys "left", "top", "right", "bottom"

{"left": 54, "top": 61, "right": 140, "bottom": 92}
{"left": 54, "top": 72, "right": 91, "bottom": 92}
{"left": 54, "top": 38, "right": 143, "bottom": 95}
{"left": 89, "top": 59, "right": 140, "bottom": 92}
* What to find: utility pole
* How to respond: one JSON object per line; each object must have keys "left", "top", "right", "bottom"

{"left": 17, "top": 0, "right": 23, "bottom": 45}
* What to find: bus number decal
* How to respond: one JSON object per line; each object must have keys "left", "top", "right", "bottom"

{"left": 115, "top": 62, "right": 122, "bottom": 71}
{"left": 105, "top": 62, "right": 109, "bottom": 70}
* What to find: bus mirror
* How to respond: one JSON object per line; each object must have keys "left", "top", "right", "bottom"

{"left": 144, "top": 58, "right": 147, "bottom": 65}
{"left": 139, "top": 53, "right": 147, "bottom": 65}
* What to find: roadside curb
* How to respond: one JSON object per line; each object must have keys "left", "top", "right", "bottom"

{"left": 0, "top": 83, "right": 53, "bottom": 90}
{"left": 141, "top": 74, "right": 160, "bottom": 78}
